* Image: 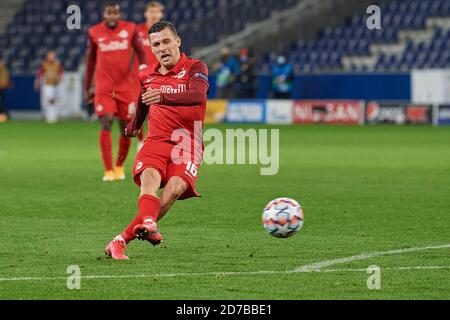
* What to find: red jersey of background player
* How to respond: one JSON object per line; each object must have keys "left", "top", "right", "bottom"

{"left": 133, "top": 53, "right": 209, "bottom": 143}
{"left": 136, "top": 23, "right": 158, "bottom": 67}
{"left": 84, "top": 20, "right": 147, "bottom": 95}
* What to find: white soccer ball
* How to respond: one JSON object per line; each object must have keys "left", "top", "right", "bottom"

{"left": 262, "top": 197, "right": 304, "bottom": 238}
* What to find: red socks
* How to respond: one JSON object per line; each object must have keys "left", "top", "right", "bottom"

{"left": 99, "top": 130, "right": 113, "bottom": 171}
{"left": 138, "top": 195, "right": 160, "bottom": 223}
{"left": 120, "top": 195, "right": 160, "bottom": 243}
{"left": 116, "top": 136, "right": 131, "bottom": 167}
{"left": 100, "top": 132, "right": 131, "bottom": 170}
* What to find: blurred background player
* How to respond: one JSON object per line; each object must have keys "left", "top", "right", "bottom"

{"left": 134, "top": 1, "right": 165, "bottom": 150}
{"left": 213, "top": 47, "right": 240, "bottom": 99}
{"left": 137, "top": 1, "right": 165, "bottom": 67}
{"left": 236, "top": 48, "right": 257, "bottom": 99}
{"left": 270, "top": 55, "right": 294, "bottom": 99}
{"left": 0, "top": 55, "right": 11, "bottom": 122}
{"left": 84, "top": 2, "right": 148, "bottom": 182}
{"left": 34, "top": 51, "right": 63, "bottom": 124}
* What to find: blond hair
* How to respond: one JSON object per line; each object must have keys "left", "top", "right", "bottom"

{"left": 146, "top": 1, "right": 164, "bottom": 11}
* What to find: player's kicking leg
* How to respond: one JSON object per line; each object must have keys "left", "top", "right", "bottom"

{"left": 105, "top": 169, "right": 188, "bottom": 259}
{"left": 99, "top": 114, "right": 115, "bottom": 181}
{"left": 136, "top": 176, "right": 188, "bottom": 246}
{"left": 105, "top": 168, "right": 163, "bottom": 259}
{"left": 158, "top": 176, "right": 188, "bottom": 221}
{"left": 134, "top": 176, "right": 187, "bottom": 245}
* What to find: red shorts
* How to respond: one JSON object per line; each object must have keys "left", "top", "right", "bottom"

{"left": 133, "top": 140, "right": 202, "bottom": 200}
{"left": 94, "top": 90, "right": 138, "bottom": 121}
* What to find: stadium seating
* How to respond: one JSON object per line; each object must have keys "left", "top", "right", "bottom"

{"left": 2, "top": 0, "right": 449, "bottom": 75}
{"left": 0, "top": 0, "right": 298, "bottom": 74}
{"left": 262, "top": 0, "right": 450, "bottom": 72}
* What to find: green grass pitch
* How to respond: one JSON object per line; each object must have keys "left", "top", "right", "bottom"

{"left": 0, "top": 121, "right": 449, "bottom": 299}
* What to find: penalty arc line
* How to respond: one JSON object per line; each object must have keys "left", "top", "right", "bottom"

{"left": 0, "top": 243, "right": 449, "bottom": 282}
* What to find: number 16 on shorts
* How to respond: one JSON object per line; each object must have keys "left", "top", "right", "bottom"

{"left": 185, "top": 161, "right": 198, "bottom": 179}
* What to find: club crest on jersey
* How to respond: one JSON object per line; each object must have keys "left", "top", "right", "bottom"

{"left": 173, "top": 69, "right": 186, "bottom": 79}
{"left": 118, "top": 29, "right": 129, "bottom": 39}
{"left": 160, "top": 84, "right": 187, "bottom": 94}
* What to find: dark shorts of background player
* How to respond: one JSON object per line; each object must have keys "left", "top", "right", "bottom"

{"left": 94, "top": 90, "right": 137, "bottom": 121}
{"left": 133, "top": 140, "right": 201, "bottom": 200}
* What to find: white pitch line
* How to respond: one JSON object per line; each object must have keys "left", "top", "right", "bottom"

{"left": 322, "top": 265, "right": 450, "bottom": 273}
{"left": 0, "top": 271, "right": 292, "bottom": 282}
{"left": 1, "top": 266, "right": 450, "bottom": 282}
{"left": 0, "top": 244, "right": 449, "bottom": 282}
{"left": 294, "top": 243, "right": 450, "bottom": 272}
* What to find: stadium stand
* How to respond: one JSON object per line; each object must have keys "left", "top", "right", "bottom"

{"left": 261, "top": 0, "right": 450, "bottom": 73}
{"left": 0, "top": 0, "right": 298, "bottom": 74}
{"left": 0, "top": 0, "right": 449, "bottom": 80}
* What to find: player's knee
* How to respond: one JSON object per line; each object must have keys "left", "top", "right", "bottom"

{"left": 99, "top": 115, "right": 113, "bottom": 131}
{"left": 140, "top": 169, "right": 161, "bottom": 189}
{"left": 101, "top": 124, "right": 112, "bottom": 131}
{"left": 166, "top": 177, "right": 188, "bottom": 199}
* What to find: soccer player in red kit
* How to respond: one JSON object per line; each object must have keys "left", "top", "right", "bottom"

{"left": 134, "top": 1, "right": 165, "bottom": 149}
{"left": 105, "top": 21, "right": 209, "bottom": 260}
{"left": 84, "top": 3, "right": 148, "bottom": 182}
